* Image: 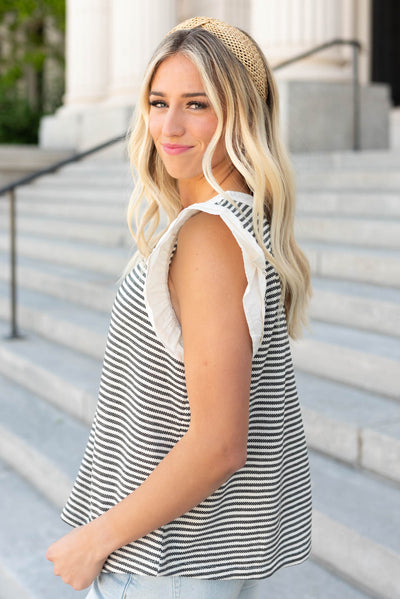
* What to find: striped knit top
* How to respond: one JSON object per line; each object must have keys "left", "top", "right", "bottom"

{"left": 61, "top": 191, "right": 312, "bottom": 580}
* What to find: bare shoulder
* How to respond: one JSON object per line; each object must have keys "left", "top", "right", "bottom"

{"left": 175, "top": 211, "right": 241, "bottom": 264}
{"left": 169, "top": 211, "right": 246, "bottom": 314}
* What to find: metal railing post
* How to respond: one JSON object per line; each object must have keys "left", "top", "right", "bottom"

{"left": 1, "top": 132, "right": 126, "bottom": 341}
{"left": 352, "top": 43, "right": 361, "bottom": 151}
{"left": 8, "top": 188, "right": 21, "bottom": 339}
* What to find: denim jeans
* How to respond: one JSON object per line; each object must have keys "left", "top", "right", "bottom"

{"left": 85, "top": 572, "right": 263, "bottom": 599}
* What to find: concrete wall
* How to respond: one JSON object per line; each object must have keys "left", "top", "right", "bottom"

{"left": 279, "top": 81, "right": 390, "bottom": 152}
{"left": 0, "top": 146, "right": 71, "bottom": 189}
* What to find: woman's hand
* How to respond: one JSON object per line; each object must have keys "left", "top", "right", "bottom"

{"left": 46, "top": 524, "right": 107, "bottom": 591}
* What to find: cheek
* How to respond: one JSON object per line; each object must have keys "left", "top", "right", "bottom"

{"left": 201, "top": 117, "right": 218, "bottom": 145}
{"left": 148, "top": 114, "right": 161, "bottom": 141}
{"left": 212, "top": 134, "right": 227, "bottom": 161}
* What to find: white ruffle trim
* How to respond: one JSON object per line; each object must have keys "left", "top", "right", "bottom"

{"left": 144, "top": 193, "right": 266, "bottom": 362}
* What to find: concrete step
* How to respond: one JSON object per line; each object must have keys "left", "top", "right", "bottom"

{"left": 2, "top": 251, "right": 398, "bottom": 339}
{"left": 0, "top": 405, "right": 372, "bottom": 599}
{"left": 0, "top": 361, "right": 387, "bottom": 599}
{"left": 260, "top": 557, "right": 373, "bottom": 599}
{"left": 0, "top": 215, "right": 130, "bottom": 247}
{"left": 292, "top": 321, "right": 400, "bottom": 400}
{"left": 292, "top": 149, "right": 400, "bottom": 171}
{"left": 0, "top": 373, "right": 88, "bottom": 508}
{"left": 310, "top": 450, "right": 400, "bottom": 599}
{"left": 304, "top": 242, "right": 400, "bottom": 288}
{"left": 297, "top": 191, "right": 400, "bottom": 218}
{"left": 0, "top": 370, "right": 394, "bottom": 599}
{"left": 0, "top": 320, "right": 100, "bottom": 423}
{"left": 298, "top": 371, "right": 400, "bottom": 483}
{"left": 0, "top": 254, "right": 115, "bottom": 313}
{"left": 310, "top": 277, "right": 400, "bottom": 337}
{"left": 0, "top": 234, "right": 130, "bottom": 275}
{"left": 296, "top": 170, "right": 400, "bottom": 191}
{"left": 14, "top": 185, "right": 131, "bottom": 204}
{"left": 296, "top": 215, "right": 400, "bottom": 250}
{"left": 9, "top": 213, "right": 400, "bottom": 253}
{"left": 0, "top": 282, "right": 109, "bottom": 360}
{"left": 2, "top": 276, "right": 400, "bottom": 487}
{"left": 35, "top": 173, "right": 131, "bottom": 187}
{"left": 0, "top": 197, "right": 127, "bottom": 223}
{"left": 0, "top": 458, "right": 86, "bottom": 599}
{"left": 5, "top": 279, "right": 399, "bottom": 403}
{"left": 1, "top": 150, "right": 399, "bottom": 599}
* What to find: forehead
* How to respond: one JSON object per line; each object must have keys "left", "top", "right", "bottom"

{"left": 151, "top": 54, "right": 204, "bottom": 92}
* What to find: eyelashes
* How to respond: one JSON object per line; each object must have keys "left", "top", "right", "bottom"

{"left": 149, "top": 100, "right": 209, "bottom": 110}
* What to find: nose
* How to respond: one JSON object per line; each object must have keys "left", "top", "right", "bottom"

{"left": 162, "top": 106, "right": 185, "bottom": 138}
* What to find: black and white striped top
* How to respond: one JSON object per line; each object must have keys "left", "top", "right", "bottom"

{"left": 62, "top": 192, "right": 312, "bottom": 580}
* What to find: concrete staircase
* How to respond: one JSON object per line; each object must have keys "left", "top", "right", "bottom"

{"left": 0, "top": 151, "right": 399, "bottom": 598}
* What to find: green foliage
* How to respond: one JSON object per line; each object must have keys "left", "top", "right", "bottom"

{"left": 0, "top": 0, "right": 65, "bottom": 143}
{"left": 0, "top": 81, "right": 41, "bottom": 143}
{"left": 0, "top": 0, "right": 65, "bottom": 31}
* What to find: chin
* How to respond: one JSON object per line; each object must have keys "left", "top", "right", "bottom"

{"left": 164, "top": 167, "right": 201, "bottom": 181}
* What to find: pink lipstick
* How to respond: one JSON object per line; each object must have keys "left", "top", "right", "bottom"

{"left": 162, "top": 143, "right": 193, "bottom": 155}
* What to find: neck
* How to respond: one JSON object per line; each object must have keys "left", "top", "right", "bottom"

{"left": 178, "top": 162, "right": 249, "bottom": 208}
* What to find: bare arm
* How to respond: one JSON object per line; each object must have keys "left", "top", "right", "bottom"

{"left": 47, "top": 212, "right": 252, "bottom": 590}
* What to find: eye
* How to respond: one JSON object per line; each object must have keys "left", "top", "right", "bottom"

{"left": 187, "top": 101, "right": 208, "bottom": 110}
{"left": 149, "top": 100, "right": 167, "bottom": 108}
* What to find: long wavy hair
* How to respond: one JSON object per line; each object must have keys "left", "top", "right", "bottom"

{"left": 125, "top": 27, "right": 311, "bottom": 339}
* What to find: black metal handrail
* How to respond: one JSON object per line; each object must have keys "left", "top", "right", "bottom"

{"left": 2, "top": 38, "right": 362, "bottom": 340}
{"left": 273, "top": 38, "right": 362, "bottom": 153}
{"left": 1, "top": 133, "right": 126, "bottom": 339}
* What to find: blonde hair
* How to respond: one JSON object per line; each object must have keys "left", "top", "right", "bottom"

{"left": 126, "top": 26, "right": 311, "bottom": 339}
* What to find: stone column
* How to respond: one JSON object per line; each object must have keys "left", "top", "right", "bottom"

{"left": 178, "top": 0, "right": 249, "bottom": 30}
{"left": 40, "top": 0, "right": 177, "bottom": 151}
{"left": 250, "top": 0, "right": 371, "bottom": 81}
{"left": 63, "top": 0, "right": 110, "bottom": 106}
{"left": 106, "top": 0, "right": 177, "bottom": 105}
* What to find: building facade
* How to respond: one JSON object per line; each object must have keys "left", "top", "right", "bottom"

{"left": 40, "top": 0, "right": 393, "bottom": 152}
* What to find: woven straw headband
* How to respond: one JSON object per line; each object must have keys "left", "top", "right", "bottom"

{"left": 167, "top": 17, "right": 268, "bottom": 101}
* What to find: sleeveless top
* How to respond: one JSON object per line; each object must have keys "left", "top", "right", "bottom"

{"left": 61, "top": 192, "right": 312, "bottom": 580}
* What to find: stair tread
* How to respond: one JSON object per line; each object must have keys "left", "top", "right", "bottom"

{"left": 0, "top": 373, "right": 88, "bottom": 481}
{"left": 0, "top": 218, "right": 129, "bottom": 247}
{"left": 0, "top": 281, "right": 110, "bottom": 335}
{"left": 29, "top": 171, "right": 132, "bottom": 188}
{"left": 0, "top": 320, "right": 101, "bottom": 395}
{"left": 302, "top": 240, "right": 400, "bottom": 257}
{"left": 11, "top": 187, "right": 130, "bottom": 205}
{"left": 2, "top": 148, "right": 400, "bottom": 598}
{"left": 0, "top": 233, "right": 131, "bottom": 275}
{"left": 0, "top": 458, "right": 86, "bottom": 599}
{"left": 297, "top": 371, "right": 400, "bottom": 430}
{"left": 0, "top": 251, "right": 117, "bottom": 286}
{"left": 11, "top": 232, "right": 131, "bottom": 255}
{"left": 0, "top": 460, "right": 370, "bottom": 599}
{"left": 305, "top": 320, "right": 400, "bottom": 361}
{"left": 311, "top": 276, "right": 400, "bottom": 304}
{"left": 292, "top": 149, "right": 400, "bottom": 170}
{"left": 309, "top": 450, "right": 400, "bottom": 555}
{"left": 298, "top": 214, "right": 400, "bottom": 223}
{"left": 261, "top": 558, "right": 372, "bottom": 598}
{"left": 0, "top": 200, "right": 127, "bottom": 222}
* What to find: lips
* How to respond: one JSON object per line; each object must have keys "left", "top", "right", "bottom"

{"left": 162, "top": 143, "right": 193, "bottom": 155}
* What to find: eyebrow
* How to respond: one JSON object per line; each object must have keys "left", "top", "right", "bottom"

{"left": 149, "top": 91, "right": 207, "bottom": 98}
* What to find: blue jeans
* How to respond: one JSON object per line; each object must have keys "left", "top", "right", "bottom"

{"left": 85, "top": 572, "right": 263, "bottom": 599}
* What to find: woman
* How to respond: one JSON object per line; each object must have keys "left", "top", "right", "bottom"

{"left": 47, "top": 16, "right": 312, "bottom": 599}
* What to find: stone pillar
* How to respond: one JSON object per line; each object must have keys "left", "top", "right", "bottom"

{"left": 178, "top": 0, "right": 249, "bottom": 30}
{"left": 250, "top": 0, "right": 371, "bottom": 82}
{"left": 107, "top": 0, "right": 177, "bottom": 105}
{"left": 64, "top": 0, "right": 110, "bottom": 106}
{"left": 40, "top": 0, "right": 177, "bottom": 151}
